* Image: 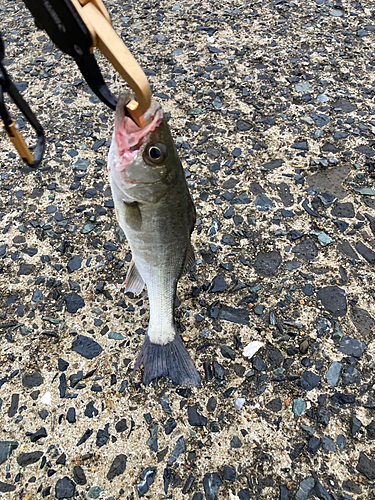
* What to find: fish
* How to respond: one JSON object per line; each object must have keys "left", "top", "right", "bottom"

{"left": 107, "top": 93, "right": 201, "bottom": 387}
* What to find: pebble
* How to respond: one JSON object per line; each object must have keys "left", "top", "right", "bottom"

{"left": 296, "top": 477, "right": 315, "bottom": 500}
{"left": 55, "top": 476, "right": 76, "bottom": 499}
{"left": 254, "top": 193, "right": 274, "bottom": 211}
{"left": 292, "top": 399, "right": 306, "bottom": 416}
{"left": 188, "top": 406, "right": 207, "bottom": 426}
{"left": 349, "top": 416, "right": 362, "bottom": 437}
{"left": 107, "top": 454, "right": 127, "bottom": 480}
{"left": 242, "top": 341, "right": 263, "bottom": 360}
{"left": 64, "top": 292, "right": 85, "bottom": 313}
{"left": 338, "top": 336, "right": 365, "bottom": 357}
{"left": 325, "top": 361, "right": 342, "bottom": 387}
{"left": 167, "top": 436, "right": 185, "bottom": 465}
{"left": 298, "top": 371, "right": 321, "bottom": 391}
{"left": 356, "top": 453, "right": 375, "bottom": 481}
{"left": 253, "top": 251, "right": 282, "bottom": 276}
{"left": 203, "top": 472, "right": 222, "bottom": 500}
{"left": 316, "top": 286, "right": 347, "bottom": 317}
{"left": 235, "top": 398, "right": 245, "bottom": 410}
{"left": 137, "top": 467, "right": 157, "bottom": 496}
{"left": 0, "top": 441, "right": 18, "bottom": 465}
{"left": 209, "top": 274, "right": 228, "bottom": 293}
{"left": 71, "top": 335, "right": 103, "bottom": 359}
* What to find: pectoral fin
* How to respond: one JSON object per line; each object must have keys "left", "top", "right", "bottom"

{"left": 125, "top": 260, "right": 145, "bottom": 295}
{"left": 123, "top": 201, "right": 142, "bottom": 231}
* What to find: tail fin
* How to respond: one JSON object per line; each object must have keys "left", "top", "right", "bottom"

{"left": 134, "top": 334, "right": 201, "bottom": 387}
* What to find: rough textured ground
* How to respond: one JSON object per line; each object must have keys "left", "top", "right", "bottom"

{"left": 1, "top": 0, "right": 375, "bottom": 499}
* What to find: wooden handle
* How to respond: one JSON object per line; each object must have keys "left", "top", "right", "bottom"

{"left": 76, "top": 0, "right": 151, "bottom": 127}
{"left": 4, "top": 121, "right": 34, "bottom": 164}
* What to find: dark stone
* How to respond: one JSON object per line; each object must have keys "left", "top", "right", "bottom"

{"left": 22, "top": 372, "right": 43, "bottom": 388}
{"left": 338, "top": 336, "right": 365, "bottom": 358}
{"left": 0, "top": 482, "right": 16, "bottom": 493}
{"left": 164, "top": 418, "right": 177, "bottom": 435}
{"left": 265, "top": 398, "right": 282, "bottom": 412}
{"left": 213, "top": 360, "right": 225, "bottom": 380}
{"left": 337, "top": 240, "right": 358, "bottom": 260}
{"left": 96, "top": 424, "right": 109, "bottom": 447}
{"left": 107, "top": 454, "right": 127, "bottom": 480}
{"left": 356, "top": 452, "right": 375, "bottom": 481}
{"left": 18, "top": 264, "right": 35, "bottom": 276}
{"left": 137, "top": 467, "right": 156, "bottom": 497}
{"left": 292, "top": 239, "right": 318, "bottom": 261}
{"left": 167, "top": 436, "right": 185, "bottom": 465}
{"left": 366, "top": 421, "right": 375, "bottom": 440}
{"left": 59, "top": 374, "right": 66, "bottom": 398}
{"left": 64, "top": 292, "right": 85, "bottom": 313}
{"left": 314, "top": 479, "right": 333, "bottom": 500}
{"left": 253, "top": 251, "right": 282, "bottom": 276}
{"left": 223, "top": 465, "right": 236, "bottom": 481}
{"left": 349, "top": 417, "right": 362, "bottom": 437}
{"left": 298, "top": 371, "right": 321, "bottom": 391}
{"left": 342, "top": 480, "right": 361, "bottom": 495}
{"left": 76, "top": 429, "right": 93, "bottom": 446}
{"left": 302, "top": 284, "right": 314, "bottom": 296}
{"left": 72, "top": 335, "right": 103, "bottom": 359}
{"left": 291, "top": 141, "right": 309, "bottom": 151}
{"left": 318, "top": 409, "right": 330, "bottom": 426}
{"left": 355, "top": 241, "right": 375, "bottom": 265}
{"left": 66, "top": 407, "right": 76, "bottom": 423}
{"left": 230, "top": 436, "right": 242, "bottom": 448}
{"left": 252, "top": 356, "right": 267, "bottom": 372}
{"left": 17, "top": 451, "right": 43, "bottom": 467}
{"left": 236, "top": 120, "right": 251, "bottom": 131}
{"left": 221, "top": 345, "right": 236, "bottom": 360}
{"left": 58, "top": 358, "right": 69, "bottom": 371}
{"left": 329, "top": 393, "right": 355, "bottom": 405}
{"left": 29, "top": 427, "right": 47, "bottom": 442}
{"left": 0, "top": 441, "right": 18, "bottom": 465}
{"left": 8, "top": 394, "right": 19, "bottom": 417}
{"left": 55, "top": 476, "right": 76, "bottom": 499}
{"left": 308, "top": 437, "right": 321, "bottom": 455}
{"left": 56, "top": 453, "right": 66, "bottom": 465}
{"left": 72, "top": 466, "right": 86, "bottom": 485}
{"left": 202, "top": 472, "right": 222, "bottom": 500}
{"left": 188, "top": 406, "right": 207, "bottom": 427}
{"left": 217, "top": 305, "right": 249, "bottom": 325}
{"left": 350, "top": 306, "right": 375, "bottom": 338}
{"left": 238, "top": 489, "right": 251, "bottom": 500}
{"left": 342, "top": 366, "right": 361, "bottom": 386}
{"left": 67, "top": 255, "right": 82, "bottom": 273}
{"left": 209, "top": 274, "right": 228, "bottom": 293}
{"left": 317, "top": 286, "right": 347, "bottom": 317}
{"left": 115, "top": 418, "right": 128, "bottom": 433}
{"left": 262, "top": 159, "right": 283, "bottom": 171}
{"left": 266, "top": 346, "right": 283, "bottom": 368}
{"left": 280, "top": 485, "right": 291, "bottom": 500}
{"left": 84, "top": 401, "right": 98, "bottom": 418}
{"left": 331, "top": 203, "right": 355, "bottom": 218}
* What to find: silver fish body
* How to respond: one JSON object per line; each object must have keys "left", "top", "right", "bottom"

{"left": 107, "top": 94, "right": 200, "bottom": 387}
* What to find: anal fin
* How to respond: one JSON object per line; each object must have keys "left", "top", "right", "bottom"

{"left": 181, "top": 243, "right": 196, "bottom": 277}
{"left": 125, "top": 260, "right": 145, "bottom": 295}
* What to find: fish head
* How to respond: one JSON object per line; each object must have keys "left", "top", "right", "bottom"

{"left": 109, "top": 93, "right": 182, "bottom": 203}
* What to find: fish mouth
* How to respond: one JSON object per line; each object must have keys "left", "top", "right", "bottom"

{"left": 124, "top": 180, "right": 160, "bottom": 186}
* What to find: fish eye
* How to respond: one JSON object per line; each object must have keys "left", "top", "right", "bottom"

{"left": 144, "top": 142, "right": 167, "bottom": 165}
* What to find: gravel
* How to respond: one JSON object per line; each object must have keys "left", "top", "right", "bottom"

{"left": 1, "top": 0, "right": 375, "bottom": 498}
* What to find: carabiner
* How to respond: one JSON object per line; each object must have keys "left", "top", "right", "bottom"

{"left": 0, "top": 34, "right": 45, "bottom": 168}
{"left": 22, "top": 0, "right": 151, "bottom": 127}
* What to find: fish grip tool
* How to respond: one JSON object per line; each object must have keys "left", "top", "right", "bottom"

{"left": 22, "top": 0, "right": 151, "bottom": 127}
{"left": 0, "top": 33, "right": 45, "bottom": 167}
